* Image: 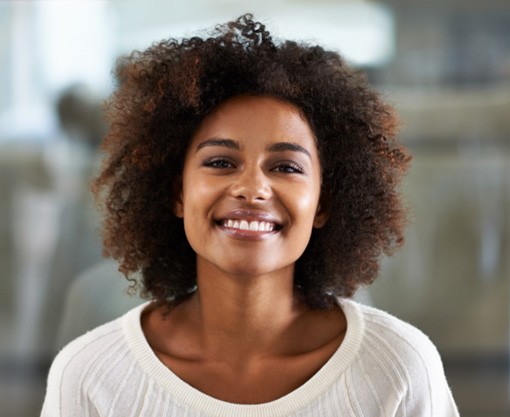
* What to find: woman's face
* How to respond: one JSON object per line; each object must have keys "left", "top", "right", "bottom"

{"left": 174, "top": 95, "right": 328, "bottom": 278}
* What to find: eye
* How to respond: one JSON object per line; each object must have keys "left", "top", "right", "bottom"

{"left": 272, "top": 161, "right": 304, "bottom": 174}
{"left": 202, "top": 158, "right": 235, "bottom": 169}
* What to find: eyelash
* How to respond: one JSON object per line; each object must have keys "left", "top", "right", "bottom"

{"left": 202, "top": 158, "right": 235, "bottom": 169}
{"left": 202, "top": 158, "right": 304, "bottom": 174}
{"left": 272, "top": 162, "right": 304, "bottom": 174}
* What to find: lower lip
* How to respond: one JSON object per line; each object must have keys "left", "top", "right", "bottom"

{"left": 218, "top": 225, "right": 278, "bottom": 241}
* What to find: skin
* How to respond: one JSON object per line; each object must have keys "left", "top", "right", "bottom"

{"left": 142, "top": 95, "right": 347, "bottom": 404}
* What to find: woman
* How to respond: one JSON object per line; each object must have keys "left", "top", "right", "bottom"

{"left": 41, "top": 15, "right": 459, "bottom": 416}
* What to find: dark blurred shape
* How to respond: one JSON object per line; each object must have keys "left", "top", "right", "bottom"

{"left": 56, "top": 84, "right": 106, "bottom": 148}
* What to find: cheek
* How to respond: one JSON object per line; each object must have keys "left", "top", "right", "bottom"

{"left": 181, "top": 174, "right": 213, "bottom": 213}
{"left": 180, "top": 178, "right": 224, "bottom": 237}
{"left": 289, "top": 184, "right": 321, "bottom": 224}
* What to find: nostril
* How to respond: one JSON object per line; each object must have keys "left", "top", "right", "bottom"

{"left": 229, "top": 174, "right": 271, "bottom": 202}
{"left": 234, "top": 193, "right": 248, "bottom": 200}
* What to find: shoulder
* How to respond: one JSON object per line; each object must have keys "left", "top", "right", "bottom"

{"left": 41, "top": 304, "right": 146, "bottom": 416}
{"left": 342, "top": 298, "right": 442, "bottom": 363}
{"left": 338, "top": 299, "right": 459, "bottom": 416}
{"left": 46, "top": 316, "right": 127, "bottom": 389}
{"left": 50, "top": 316, "right": 126, "bottom": 379}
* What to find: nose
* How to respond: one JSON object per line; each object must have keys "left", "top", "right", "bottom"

{"left": 230, "top": 166, "right": 272, "bottom": 202}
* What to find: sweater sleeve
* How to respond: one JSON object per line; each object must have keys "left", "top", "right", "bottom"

{"left": 40, "top": 347, "right": 89, "bottom": 417}
{"left": 398, "top": 328, "right": 460, "bottom": 417}
{"left": 359, "top": 304, "right": 460, "bottom": 417}
{"left": 40, "top": 351, "right": 64, "bottom": 417}
{"left": 40, "top": 321, "right": 121, "bottom": 417}
{"left": 40, "top": 345, "right": 102, "bottom": 417}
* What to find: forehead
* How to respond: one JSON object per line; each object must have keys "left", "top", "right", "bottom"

{"left": 191, "top": 95, "right": 317, "bottom": 148}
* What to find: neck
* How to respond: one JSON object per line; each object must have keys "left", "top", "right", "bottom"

{"left": 143, "top": 259, "right": 346, "bottom": 378}
{"left": 187, "top": 261, "right": 306, "bottom": 359}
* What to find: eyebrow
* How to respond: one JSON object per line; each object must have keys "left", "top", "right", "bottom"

{"left": 196, "top": 138, "right": 240, "bottom": 152}
{"left": 196, "top": 137, "right": 311, "bottom": 159}
{"left": 266, "top": 142, "right": 311, "bottom": 159}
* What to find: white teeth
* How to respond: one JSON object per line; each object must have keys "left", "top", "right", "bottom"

{"left": 222, "top": 219, "right": 276, "bottom": 232}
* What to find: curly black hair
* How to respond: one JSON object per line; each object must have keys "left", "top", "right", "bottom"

{"left": 93, "top": 14, "right": 410, "bottom": 310}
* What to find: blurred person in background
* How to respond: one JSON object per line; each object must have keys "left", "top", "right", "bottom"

{"left": 39, "top": 84, "right": 107, "bottom": 350}
{"left": 47, "top": 83, "right": 105, "bottom": 273}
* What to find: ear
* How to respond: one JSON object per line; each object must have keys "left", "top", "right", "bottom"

{"left": 172, "top": 177, "right": 184, "bottom": 218}
{"left": 313, "top": 188, "right": 331, "bottom": 228}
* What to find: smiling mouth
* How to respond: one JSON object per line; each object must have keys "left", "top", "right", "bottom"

{"left": 221, "top": 219, "right": 278, "bottom": 232}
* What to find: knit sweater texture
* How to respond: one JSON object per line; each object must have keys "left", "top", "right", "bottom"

{"left": 41, "top": 299, "right": 459, "bottom": 417}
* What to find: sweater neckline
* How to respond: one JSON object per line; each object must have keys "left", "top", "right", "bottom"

{"left": 122, "top": 298, "right": 364, "bottom": 417}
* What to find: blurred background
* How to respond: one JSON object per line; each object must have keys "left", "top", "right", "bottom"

{"left": 0, "top": 0, "right": 508, "bottom": 416}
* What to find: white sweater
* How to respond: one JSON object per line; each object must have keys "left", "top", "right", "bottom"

{"left": 41, "top": 299, "right": 459, "bottom": 417}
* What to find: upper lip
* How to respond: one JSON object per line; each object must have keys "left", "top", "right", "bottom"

{"left": 215, "top": 209, "right": 283, "bottom": 227}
